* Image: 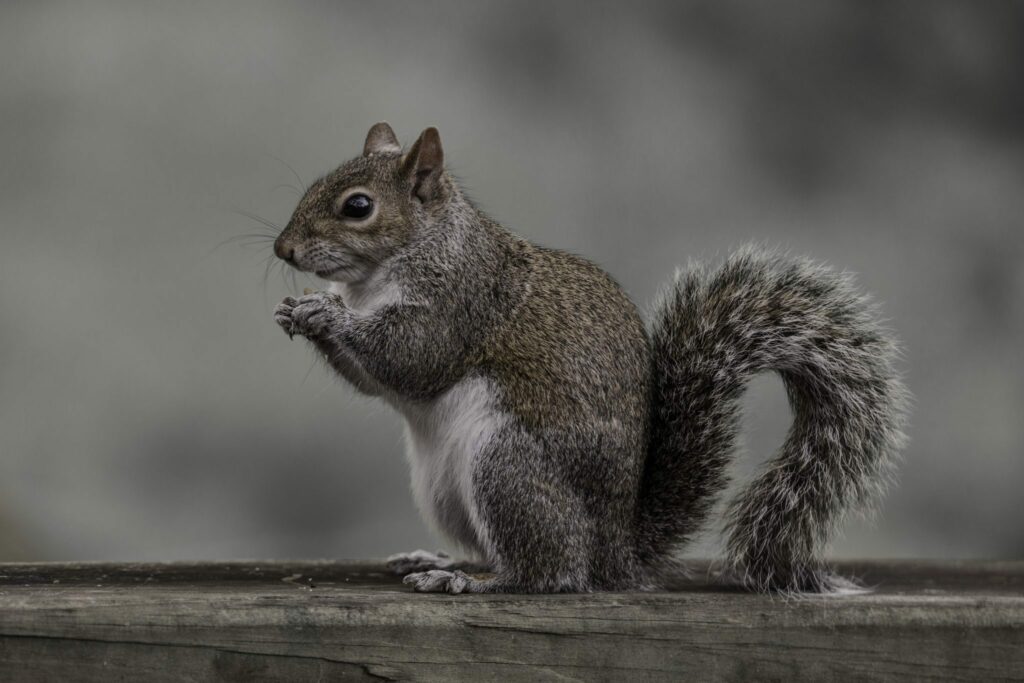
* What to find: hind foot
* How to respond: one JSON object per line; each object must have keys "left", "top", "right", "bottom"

{"left": 386, "top": 549, "right": 455, "bottom": 575}
{"left": 403, "top": 569, "right": 474, "bottom": 594}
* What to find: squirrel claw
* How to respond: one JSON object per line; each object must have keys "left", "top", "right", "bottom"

{"left": 274, "top": 292, "right": 339, "bottom": 340}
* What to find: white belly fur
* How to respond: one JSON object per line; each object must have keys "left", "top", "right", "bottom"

{"left": 399, "top": 376, "right": 506, "bottom": 559}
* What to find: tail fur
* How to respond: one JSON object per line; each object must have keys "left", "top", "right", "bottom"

{"left": 636, "top": 247, "right": 909, "bottom": 592}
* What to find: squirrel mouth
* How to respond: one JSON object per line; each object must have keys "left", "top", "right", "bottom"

{"left": 315, "top": 265, "right": 355, "bottom": 280}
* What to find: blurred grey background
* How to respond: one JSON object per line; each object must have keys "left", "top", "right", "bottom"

{"left": 1, "top": 0, "right": 1022, "bottom": 562}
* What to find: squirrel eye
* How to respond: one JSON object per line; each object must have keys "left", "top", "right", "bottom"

{"left": 340, "top": 193, "right": 374, "bottom": 219}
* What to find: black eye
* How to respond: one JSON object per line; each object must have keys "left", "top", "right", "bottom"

{"left": 340, "top": 193, "right": 374, "bottom": 219}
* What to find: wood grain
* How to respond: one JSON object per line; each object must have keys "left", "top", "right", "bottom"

{"left": 1, "top": 560, "right": 1021, "bottom": 681}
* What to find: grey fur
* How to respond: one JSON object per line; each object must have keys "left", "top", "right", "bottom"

{"left": 271, "top": 123, "right": 909, "bottom": 594}
{"left": 638, "top": 249, "right": 909, "bottom": 592}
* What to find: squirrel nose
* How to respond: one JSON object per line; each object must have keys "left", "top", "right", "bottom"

{"left": 274, "top": 238, "right": 295, "bottom": 263}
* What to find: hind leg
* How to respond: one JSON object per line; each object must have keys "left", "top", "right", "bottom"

{"left": 406, "top": 426, "right": 596, "bottom": 594}
{"left": 402, "top": 499, "right": 593, "bottom": 594}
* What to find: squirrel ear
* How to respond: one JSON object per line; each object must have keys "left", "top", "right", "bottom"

{"left": 401, "top": 127, "right": 445, "bottom": 203}
{"left": 363, "top": 122, "right": 400, "bottom": 156}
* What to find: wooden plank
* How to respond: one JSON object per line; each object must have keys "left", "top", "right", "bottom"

{"left": 0, "top": 560, "right": 1021, "bottom": 681}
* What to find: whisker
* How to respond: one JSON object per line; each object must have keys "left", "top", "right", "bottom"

{"left": 258, "top": 251, "right": 276, "bottom": 311}
{"left": 277, "top": 259, "right": 292, "bottom": 290}
{"left": 267, "top": 153, "right": 307, "bottom": 193}
{"left": 270, "top": 183, "right": 304, "bottom": 198}
{"left": 210, "top": 232, "right": 278, "bottom": 254}
{"left": 238, "top": 239, "right": 276, "bottom": 250}
{"left": 261, "top": 254, "right": 276, "bottom": 285}
{"left": 301, "top": 356, "right": 319, "bottom": 386}
{"left": 230, "top": 207, "right": 285, "bottom": 233}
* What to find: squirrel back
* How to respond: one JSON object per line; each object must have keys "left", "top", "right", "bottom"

{"left": 272, "top": 123, "right": 909, "bottom": 593}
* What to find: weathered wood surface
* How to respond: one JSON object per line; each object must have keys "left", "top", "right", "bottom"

{"left": 0, "top": 560, "right": 1021, "bottom": 682}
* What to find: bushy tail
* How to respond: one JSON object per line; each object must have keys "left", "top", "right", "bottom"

{"left": 636, "top": 248, "right": 908, "bottom": 592}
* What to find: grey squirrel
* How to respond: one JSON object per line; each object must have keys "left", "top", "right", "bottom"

{"left": 272, "top": 122, "right": 909, "bottom": 594}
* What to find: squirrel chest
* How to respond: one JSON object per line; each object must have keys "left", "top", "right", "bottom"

{"left": 398, "top": 376, "right": 506, "bottom": 559}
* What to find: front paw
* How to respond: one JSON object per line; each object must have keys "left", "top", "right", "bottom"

{"left": 274, "top": 292, "right": 343, "bottom": 340}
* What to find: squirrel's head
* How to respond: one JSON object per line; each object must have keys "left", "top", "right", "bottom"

{"left": 273, "top": 122, "right": 450, "bottom": 283}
